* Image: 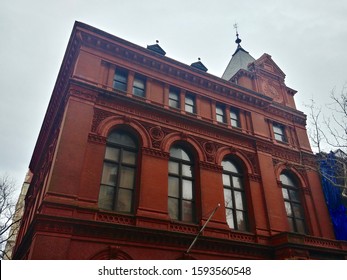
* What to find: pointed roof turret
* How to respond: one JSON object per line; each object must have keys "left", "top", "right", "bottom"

{"left": 221, "top": 29, "right": 255, "bottom": 81}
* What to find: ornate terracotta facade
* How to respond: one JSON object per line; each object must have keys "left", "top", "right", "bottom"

{"left": 13, "top": 22, "right": 347, "bottom": 259}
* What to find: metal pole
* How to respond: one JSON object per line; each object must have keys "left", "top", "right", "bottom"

{"left": 186, "top": 203, "right": 220, "bottom": 254}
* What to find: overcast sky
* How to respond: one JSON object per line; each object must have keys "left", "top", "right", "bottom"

{"left": 1, "top": 0, "right": 347, "bottom": 194}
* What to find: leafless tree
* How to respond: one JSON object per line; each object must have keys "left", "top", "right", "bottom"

{"left": 0, "top": 174, "right": 21, "bottom": 259}
{"left": 306, "top": 83, "right": 347, "bottom": 199}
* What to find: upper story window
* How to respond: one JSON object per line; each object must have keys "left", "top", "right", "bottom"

{"left": 222, "top": 158, "right": 249, "bottom": 231}
{"left": 98, "top": 130, "right": 138, "bottom": 213}
{"left": 168, "top": 145, "right": 196, "bottom": 223}
{"left": 216, "top": 104, "right": 226, "bottom": 123}
{"left": 169, "top": 87, "right": 180, "bottom": 109}
{"left": 113, "top": 68, "right": 128, "bottom": 92}
{"left": 185, "top": 93, "right": 196, "bottom": 114}
{"left": 273, "top": 123, "right": 287, "bottom": 142}
{"left": 230, "top": 108, "right": 240, "bottom": 128}
{"left": 280, "top": 172, "right": 306, "bottom": 234}
{"left": 133, "top": 75, "right": 146, "bottom": 97}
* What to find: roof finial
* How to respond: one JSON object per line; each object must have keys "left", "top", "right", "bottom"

{"left": 233, "top": 23, "right": 242, "bottom": 46}
{"left": 156, "top": 40, "right": 159, "bottom": 44}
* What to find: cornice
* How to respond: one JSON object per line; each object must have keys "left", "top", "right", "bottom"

{"left": 76, "top": 24, "right": 273, "bottom": 111}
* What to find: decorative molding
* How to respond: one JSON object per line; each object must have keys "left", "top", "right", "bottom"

{"left": 142, "top": 147, "right": 170, "bottom": 159}
{"left": 199, "top": 161, "right": 223, "bottom": 172}
{"left": 97, "top": 213, "right": 135, "bottom": 225}
{"left": 248, "top": 174, "right": 262, "bottom": 183}
{"left": 88, "top": 133, "right": 107, "bottom": 145}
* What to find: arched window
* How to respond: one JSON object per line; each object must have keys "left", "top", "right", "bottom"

{"left": 280, "top": 172, "right": 306, "bottom": 234}
{"left": 168, "top": 145, "right": 195, "bottom": 223}
{"left": 98, "top": 130, "right": 138, "bottom": 213}
{"left": 222, "top": 159, "right": 248, "bottom": 231}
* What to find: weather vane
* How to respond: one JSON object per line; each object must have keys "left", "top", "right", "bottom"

{"left": 233, "top": 23, "right": 239, "bottom": 35}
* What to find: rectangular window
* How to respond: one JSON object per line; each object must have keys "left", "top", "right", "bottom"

{"left": 113, "top": 68, "right": 128, "bottom": 92}
{"left": 273, "top": 123, "right": 286, "bottom": 142}
{"left": 230, "top": 108, "right": 240, "bottom": 128}
{"left": 133, "top": 75, "right": 146, "bottom": 97}
{"left": 216, "top": 104, "right": 226, "bottom": 123}
{"left": 185, "top": 93, "right": 195, "bottom": 114}
{"left": 169, "top": 87, "right": 180, "bottom": 109}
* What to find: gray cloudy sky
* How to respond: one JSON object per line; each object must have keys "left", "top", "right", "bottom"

{"left": 1, "top": 0, "right": 347, "bottom": 193}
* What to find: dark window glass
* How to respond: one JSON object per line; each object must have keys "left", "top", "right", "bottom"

{"left": 216, "top": 105, "right": 226, "bottom": 123}
{"left": 280, "top": 173, "right": 306, "bottom": 234}
{"left": 168, "top": 145, "right": 195, "bottom": 223}
{"left": 98, "top": 130, "right": 138, "bottom": 213}
{"left": 133, "top": 75, "right": 146, "bottom": 97}
{"left": 185, "top": 94, "right": 195, "bottom": 114}
{"left": 230, "top": 108, "right": 240, "bottom": 128}
{"left": 222, "top": 159, "right": 248, "bottom": 231}
{"left": 169, "top": 87, "right": 180, "bottom": 109}
{"left": 113, "top": 68, "right": 128, "bottom": 92}
{"left": 273, "top": 123, "right": 286, "bottom": 142}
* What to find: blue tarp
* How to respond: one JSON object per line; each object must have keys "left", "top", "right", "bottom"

{"left": 319, "top": 152, "right": 347, "bottom": 240}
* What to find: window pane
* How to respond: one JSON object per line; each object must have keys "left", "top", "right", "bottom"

{"left": 185, "top": 95, "right": 195, "bottom": 113}
{"left": 280, "top": 174, "right": 295, "bottom": 186}
{"left": 119, "top": 167, "right": 135, "bottom": 189}
{"left": 284, "top": 201, "right": 293, "bottom": 216}
{"left": 182, "top": 180, "right": 193, "bottom": 200}
{"left": 133, "top": 78, "right": 145, "bottom": 89}
{"left": 216, "top": 106, "right": 224, "bottom": 115}
{"left": 101, "top": 163, "right": 118, "bottom": 186}
{"left": 115, "top": 71, "right": 127, "bottom": 83}
{"left": 114, "top": 70, "right": 128, "bottom": 92}
{"left": 235, "top": 191, "right": 244, "bottom": 210}
{"left": 293, "top": 203, "right": 304, "bottom": 218}
{"left": 236, "top": 211, "right": 247, "bottom": 231}
{"left": 217, "top": 115, "right": 224, "bottom": 123}
{"left": 122, "top": 150, "right": 136, "bottom": 165}
{"left": 182, "top": 164, "right": 192, "bottom": 177}
{"left": 116, "top": 189, "right": 132, "bottom": 212}
{"left": 133, "top": 87, "right": 145, "bottom": 97}
{"left": 282, "top": 188, "right": 289, "bottom": 199}
{"left": 114, "top": 81, "right": 127, "bottom": 92}
{"left": 98, "top": 185, "right": 115, "bottom": 210}
{"left": 169, "top": 92, "right": 179, "bottom": 100}
{"left": 185, "top": 95, "right": 194, "bottom": 105}
{"left": 182, "top": 200, "right": 193, "bottom": 222}
{"left": 108, "top": 131, "right": 136, "bottom": 148}
{"left": 105, "top": 147, "right": 120, "bottom": 162}
{"left": 224, "top": 189, "right": 233, "bottom": 208}
{"left": 170, "top": 147, "right": 190, "bottom": 161}
{"left": 223, "top": 174, "right": 231, "bottom": 186}
{"left": 232, "top": 176, "right": 243, "bottom": 189}
{"left": 169, "top": 99, "right": 179, "bottom": 108}
{"left": 168, "top": 161, "right": 179, "bottom": 174}
{"left": 289, "top": 189, "right": 300, "bottom": 202}
{"left": 168, "top": 177, "right": 179, "bottom": 197}
{"left": 168, "top": 198, "right": 179, "bottom": 220}
{"left": 226, "top": 208, "right": 235, "bottom": 229}
{"left": 230, "top": 110, "right": 239, "bottom": 128}
{"left": 295, "top": 219, "right": 306, "bottom": 234}
{"left": 185, "top": 104, "right": 194, "bottom": 113}
{"left": 222, "top": 160, "right": 238, "bottom": 173}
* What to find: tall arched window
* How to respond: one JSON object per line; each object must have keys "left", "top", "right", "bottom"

{"left": 280, "top": 172, "right": 306, "bottom": 234}
{"left": 168, "top": 145, "right": 195, "bottom": 223}
{"left": 98, "top": 130, "right": 138, "bottom": 213}
{"left": 222, "top": 159, "right": 249, "bottom": 231}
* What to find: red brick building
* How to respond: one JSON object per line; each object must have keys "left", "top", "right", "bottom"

{"left": 13, "top": 22, "right": 347, "bottom": 259}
